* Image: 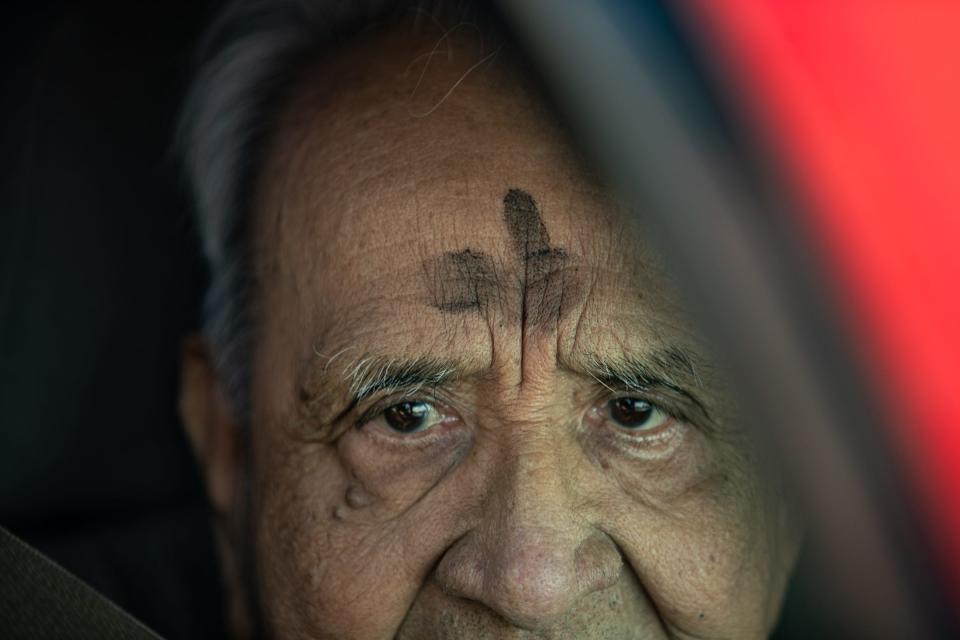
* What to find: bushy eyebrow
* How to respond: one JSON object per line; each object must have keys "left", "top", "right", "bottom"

{"left": 579, "top": 347, "right": 714, "bottom": 424}
{"left": 345, "top": 355, "right": 459, "bottom": 404}
{"left": 308, "top": 354, "right": 472, "bottom": 426}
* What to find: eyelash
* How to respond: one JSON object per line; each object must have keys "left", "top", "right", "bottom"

{"left": 605, "top": 389, "right": 690, "bottom": 426}
{"left": 353, "top": 388, "right": 446, "bottom": 429}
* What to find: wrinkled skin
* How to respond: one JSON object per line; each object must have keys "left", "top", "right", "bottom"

{"left": 181, "top": 27, "right": 801, "bottom": 640}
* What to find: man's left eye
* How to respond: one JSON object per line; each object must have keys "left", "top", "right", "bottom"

{"left": 382, "top": 401, "right": 442, "bottom": 433}
{"left": 607, "top": 397, "right": 670, "bottom": 431}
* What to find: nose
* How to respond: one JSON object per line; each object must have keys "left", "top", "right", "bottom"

{"left": 434, "top": 443, "right": 623, "bottom": 630}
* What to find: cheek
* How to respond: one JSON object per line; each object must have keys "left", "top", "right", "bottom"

{"left": 590, "top": 430, "right": 784, "bottom": 636}
{"left": 249, "top": 424, "right": 475, "bottom": 639}
{"left": 250, "top": 443, "right": 359, "bottom": 638}
{"left": 336, "top": 423, "right": 472, "bottom": 517}
{"left": 583, "top": 421, "right": 715, "bottom": 507}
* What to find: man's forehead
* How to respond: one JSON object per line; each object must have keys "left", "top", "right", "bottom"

{"left": 251, "top": 27, "right": 690, "bottom": 357}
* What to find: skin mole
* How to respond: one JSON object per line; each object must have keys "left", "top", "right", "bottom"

{"left": 334, "top": 485, "right": 373, "bottom": 521}
{"left": 345, "top": 484, "right": 372, "bottom": 509}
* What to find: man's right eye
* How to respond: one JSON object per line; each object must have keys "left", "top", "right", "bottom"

{"left": 382, "top": 401, "right": 442, "bottom": 433}
{"left": 607, "top": 397, "right": 671, "bottom": 432}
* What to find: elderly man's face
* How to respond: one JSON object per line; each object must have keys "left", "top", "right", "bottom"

{"left": 183, "top": 28, "right": 800, "bottom": 640}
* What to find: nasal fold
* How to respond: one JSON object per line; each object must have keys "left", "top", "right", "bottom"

{"left": 434, "top": 451, "right": 623, "bottom": 630}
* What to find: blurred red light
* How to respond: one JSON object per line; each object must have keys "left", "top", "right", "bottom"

{"left": 687, "top": 0, "right": 960, "bottom": 594}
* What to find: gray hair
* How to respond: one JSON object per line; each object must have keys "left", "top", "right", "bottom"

{"left": 180, "top": 0, "right": 495, "bottom": 418}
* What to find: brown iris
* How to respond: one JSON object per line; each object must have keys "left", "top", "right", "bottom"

{"left": 383, "top": 401, "right": 432, "bottom": 433}
{"left": 608, "top": 397, "right": 655, "bottom": 429}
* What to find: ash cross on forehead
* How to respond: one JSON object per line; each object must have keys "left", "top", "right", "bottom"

{"left": 423, "top": 188, "right": 583, "bottom": 329}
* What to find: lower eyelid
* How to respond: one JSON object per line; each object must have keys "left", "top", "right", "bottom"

{"left": 362, "top": 417, "right": 468, "bottom": 452}
{"left": 603, "top": 418, "right": 686, "bottom": 454}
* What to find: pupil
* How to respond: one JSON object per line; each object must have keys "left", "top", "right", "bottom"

{"left": 384, "top": 402, "right": 428, "bottom": 433}
{"left": 610, "top": 398, "right": 652, "bottom": 428}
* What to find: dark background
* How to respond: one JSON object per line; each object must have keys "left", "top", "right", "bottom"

{"left": 1, "top": 2, "right": 224, "bottom": 637}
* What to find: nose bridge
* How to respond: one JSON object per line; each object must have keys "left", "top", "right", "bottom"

{"left": 435, "top": 424, "right": 622, "bottom": 630}
{"left": 494, "top": 425, "right": 573, "bottom": 529}
{"left": 484, "top": 437, "right": 583, "bottom": 626}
